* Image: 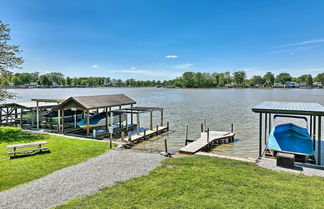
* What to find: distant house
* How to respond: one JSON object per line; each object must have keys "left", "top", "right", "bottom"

{"left": 284, "top": 82, "right": 298, "bottom": 88}
{"left": 225, "top": 84, "right": 233, "bottom": 88}
{"left": 27, "top": 82, "right": 40, "bottom": 88}
{"left": 313, "top": 82, "right": 323, "bottom": 88}
{"left": 274, "top": 83, "right": 284, "bottom": 88}
{"left": 299, "top": 82, "right": 307, "bottom": 88}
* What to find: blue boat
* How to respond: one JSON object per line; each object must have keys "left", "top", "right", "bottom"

{"left": 267, "top": 122, "right": 314, "bottom": 158}
{"left": 77, "top": 112, "right": 126, "bottom": 130}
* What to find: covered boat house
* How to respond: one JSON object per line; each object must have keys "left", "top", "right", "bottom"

{"left": 252, "top": 101, "right": 324, "bottom": 165}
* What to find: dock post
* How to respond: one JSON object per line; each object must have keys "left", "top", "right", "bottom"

{"left": 130, "top": 104, "right": 133, "bottom": 124}
{"left": 110, "top": 138, "right": 112, "bottom": 149}
{"left": 121, "top": 132, "right": 125, "bottom": 141}
{"left": 201, "top": 123, "right": 203, "bottom": 133}
{"left": 36, "top": 101, "right": 39, "bottom": 129}
{"left": 144, "top": 129, "right": 147, "bottom": 140}
{"left": 207, "top": 128, "right": 209, "bottom": 143}
{"left": 105, "top": 108, "right": 108, "bottom": 131}
{"left": 318, "top": 116, "right": 321, "bottom": 165}
{"left": 136, "top": 113, "right": 140, "bottom": 135}
{"left": 160, "top": 109, "right": 164, "bottom": 126}
{"left": 231, "top": 123, "right": 234, "bottom": 133}
{"left": 203, "top": 119, "right": 207, "bottom": 132}
{"left": 57, "top": 110, "right": 61, "bottom": 132}
{"left": 268, "top": 113, "right": 271, "bottom": 135}
{"left": 128, "top": 133, "right": 132, "bottom": 142}
{"left": 259, "top": 113, "right": 262, "bottom": 157}
{"left": 150, "top": 111, "right": 153, "bottom": 130}
{"left": 185, "top": 125, "right": 189, "bottom": 145}
{"left": 167, "top": 122, "right": 169, "bottom": 131}
{"left": 164, "top": 139, "right": 168, "bottom": 154}
{"left": 313, "top": 116, "right": 316, "bottom": 151}
{"left": 264, "top": 113, "right": 268, "bottom": 145}
{"left": 310, "top": 115, "right": 313, "bottom": 138}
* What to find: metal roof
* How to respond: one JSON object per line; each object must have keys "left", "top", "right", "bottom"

{"left": 0, "top": 101, "right": 59, "bottom": 109}
{"left": 55, "top": 94, "right": 136, "bottom": 110}
{"left": 252, "top": 101, "right": 324, "bottom": 116}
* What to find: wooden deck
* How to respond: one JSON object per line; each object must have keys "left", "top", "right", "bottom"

{"left": 116, "top": 126, "right": 169, "bottom": 143}
{"left": 179, "top": 131, "right": 235, "bottom": 155}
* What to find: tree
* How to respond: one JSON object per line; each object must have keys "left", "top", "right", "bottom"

{"left": 38, "top": 75, "right": 52, "bottom": 86}
{"left": 304, "top": 74, "right": 313, "bottom": 87}
{"left": 275, "top": 73, "right": 292, "bottom": 84}
{"left": 0, "top": 21, "right": 23, "bottom": 101}
{"left": 263, "top": 72, "right": 275, "bottom": 86}
{"left": 250, "top": 75, "right": 264, "bottom": 86}
{"left": 233, "top": 71, "right": 246, "bottom": 85}
{"left": 314, "top": 73, "right": 324, "bottom": 84}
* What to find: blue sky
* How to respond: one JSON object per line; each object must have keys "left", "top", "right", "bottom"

{"left": 1, "top": 0, "right": 324, "bottom": 80}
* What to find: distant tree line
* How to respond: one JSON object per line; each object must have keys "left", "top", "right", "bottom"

{"left": 1, "top": 71, "right": 323, "bottom": 88}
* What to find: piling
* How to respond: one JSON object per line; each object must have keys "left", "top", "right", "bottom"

{"left": 185, "top": 125, "right": 189, "bottom": 145}
{"left": 201, "top": 123, "right": 203, "bottom": 133}
{"left": 164, "top": 139, "right": 168, "bottom": 153}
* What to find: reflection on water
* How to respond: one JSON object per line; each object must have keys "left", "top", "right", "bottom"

{"left": 7, "top": 88, "right": 324, "bottom": 158}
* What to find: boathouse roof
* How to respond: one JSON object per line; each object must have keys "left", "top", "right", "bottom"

{"left": 54, "top": 94, "right": 136, "bottom": 110}
{"left": 252, "top": 101, "right": 324, "bottom": 116}
{"left": 0, "top": 101, "right": 60, "bottom": 109}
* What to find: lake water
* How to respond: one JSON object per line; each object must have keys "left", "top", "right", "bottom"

{"left": 7, "top": 88, "right": 324, "bottom": 158}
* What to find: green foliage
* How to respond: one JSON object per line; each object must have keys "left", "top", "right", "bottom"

{"left": 233, "top": 71, "right": 246, "bottom": 85}
{"left": 263, "top": 72, "right": 275, "bottom": 86}
{"left": 275, "top": 73, "right": 292, "bottom": 83}
{"left": 0, "top": 127, "right": 109, "bottom": 191}
{"left": 0, "top": 20, "right": 23, "bottom": 101}
{"left": 57, "top": 156, "right": 324, "bottom": 209}
{"left": 314, "top": 73, "right": 324, "bottom": 84}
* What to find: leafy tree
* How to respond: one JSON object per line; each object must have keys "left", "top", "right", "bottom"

{"left": 275, "top": 73, "right": 292, "bottom": 84}
{"left": 38, "top": 75, "right": 52, "bottom": 86}
{"left": 314, "top": 73, "right": 324, "bottom": 84}
{"left": 250, "top": 75, "right": 264, "bottom": 86}
{"left": 263, "top": 72, "right": 275, "bottom": 86}
{"left": 233, "top": 71, "right": 246, "bottom": 85}
{"left": 304, "top": 74, "right": 313, "bottom": 87}
{"left": 0, "top": 21, "right": 23, "bottom": 101}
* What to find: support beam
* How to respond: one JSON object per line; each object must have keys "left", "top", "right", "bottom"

{"left": 0, "top": 108, "right": 2, "bottom": 125}
{"left": 264, "top": 113, "right": 267, "bottom": 144}
{"left": 62, "top": 109, "right": 65, "bottom": 133}
{"left": 310, "top": 116, "right": 313, "bottom": 138}
{"left": 268, "top": 113, "right": 271, "bottom": 135}
{"left": 313, "top": 116, "right": 316, "bottom": 151}
{"left": 36, "top": 101, "right": 39, "bottom": 129}
{"left": 119, "top": 106, "right": 122, "bottom": 128}
{"left": 110, "top": 111, "right": 114, "bottom": 139}
{"left": 86, "top": 110, "right": 90, "bottom": 135}
{"left": 136, "top": 113, "right": 140, "bottom": 135}
{"left": 105, "top": 108, "right": 108, "bottom": 131}
{"left": 160, "top": 109, "right": 164, "bottom": 126}
{"left": 150, "top": 111, "right": 153, "bottom": 130}
{"left": 318, "top": 116, "right": 321, "bottom": 165}
{"left": 130, "top": 104, "right": 133, "bottom": 124}
{"left": 58, "top": 110, "right": 61, "bottom": 132}
{"left": 20, "top": 108, "right": 23, "bottom": 127}
{"left": 259, "top": 113, "right": 262, "bottom": 157}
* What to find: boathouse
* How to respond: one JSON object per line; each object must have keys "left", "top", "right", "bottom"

{"left": 252, "top": 101, "right": 324, "bottom": 165}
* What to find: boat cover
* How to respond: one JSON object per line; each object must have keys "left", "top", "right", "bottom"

{"left": 267, "top": 123, "right": 314, "bottom": 156}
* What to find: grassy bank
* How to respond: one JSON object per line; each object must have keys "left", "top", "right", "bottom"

{"left": 0, "top": 127, "right": 109, "bottom": 191}
{"left": 57, "top": 155, "right": 324, "bottom": 209}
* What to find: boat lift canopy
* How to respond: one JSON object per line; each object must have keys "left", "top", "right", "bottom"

{"left": 252, "top": 101, "right": 324, "bottom": 165}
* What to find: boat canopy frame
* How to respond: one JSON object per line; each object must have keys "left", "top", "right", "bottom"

{"left": 252, "top": 101, "right": 324, "bottom": 165}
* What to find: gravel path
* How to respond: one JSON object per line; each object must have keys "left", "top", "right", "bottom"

{"left": 257, "top": 157, "right": 324, "bottom": 177}
{"left": 0, "top": 150, "right": 165, "bottom": 209}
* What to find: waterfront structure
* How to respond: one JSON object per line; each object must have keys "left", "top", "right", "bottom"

{"left": 252, "top": 101, "right": 324, "bottom": 165}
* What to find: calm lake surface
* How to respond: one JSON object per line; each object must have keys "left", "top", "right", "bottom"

{"left": 7, "top": 88, "right": 324, "bottom": 158}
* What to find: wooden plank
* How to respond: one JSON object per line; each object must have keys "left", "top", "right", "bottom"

{"left": 179, "top": 131, "right": 235, "bottom": 155}
{"left": 6, "top": 141, "right": 48, "bottom": 149}
{"left": 7, "top": 147, "right": 48, "bottom": 155}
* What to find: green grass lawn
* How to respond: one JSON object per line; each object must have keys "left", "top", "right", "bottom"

{"left": 57, "top": 155, "right": 324, "bottom": 209}
{"left": 0, "top": 126, "right": 110, "bottom": 192}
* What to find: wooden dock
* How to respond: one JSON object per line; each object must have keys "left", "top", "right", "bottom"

{"left": 115, "top": 124, "right": 169, "bottom": 144}
{"left": 179, "top": 131, "right": 235, "bottom": 155}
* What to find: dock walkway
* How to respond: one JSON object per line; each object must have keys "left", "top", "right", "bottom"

{"left": 179, "top": 131, "right": 235, "bottom": 155}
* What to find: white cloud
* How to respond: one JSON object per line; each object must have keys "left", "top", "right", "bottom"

{"left": 92, "top": 64, "right": 99, "bottom": 68}
{"left": 276, "top": 39, "right": 324, "bottom": 48}
{"left": 166, "top": 55, "right": 178, "bottom": 59}
{"left": 130, "top": 67, "right": 136, "bottom": 70}
{"left": 173, "top": 63, "right": 194, "bottom": 70}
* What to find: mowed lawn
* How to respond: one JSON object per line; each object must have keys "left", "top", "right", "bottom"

{"left": 0, "top": 127, "right": 109, "bottom": 192}
{"left": 58, "top": 155, "right": 324, "bottom": 209}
